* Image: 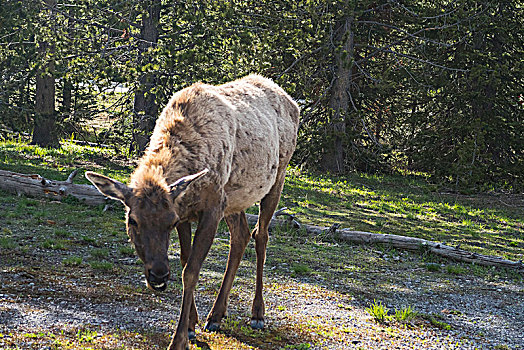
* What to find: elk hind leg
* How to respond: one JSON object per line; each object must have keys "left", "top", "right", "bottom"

{"left": 251, "top": 171, "right": 286, "bottom": 329}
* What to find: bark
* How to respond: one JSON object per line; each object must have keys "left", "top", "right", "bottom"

{"left": 0, "top": 170, "right": 108, "bottom": 206}
{"left": 321, "top": 3, "right": 354, "bottom": 173}
{"left": 133, "top": 1, "right": 161, "bottom": 154}
{"left": 31, "top": 0, "right": 58, "bottom": 148}
{"left": 62, "top": 80, "right": 72, "bottom": 117}
{"left": 32, "top": 47, "right": 58, "bottom": 147}
{"left": 245, "top": 213, "right": 523, "bottom": 271}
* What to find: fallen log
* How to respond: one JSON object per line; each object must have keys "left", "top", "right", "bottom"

{"left": 336, "top": 230, "right": 524, "bottom": 271}
{"left": 1, "top": 169, "right": 521, "bottom": 271}
{"left": 0, "top": 169, "right": 108, "bottom": 206}
{"left": 246, "top": 213, "right": 524, "bottom": 271}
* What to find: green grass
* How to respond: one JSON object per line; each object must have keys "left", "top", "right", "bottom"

{"left": 365, "top": 300, "right": 390, "bottom": 323}
{"left": 282, "top": 344, "right": 312, "bottom": 350}
{"left": 54, "top": 228, "right": 73, "bottom": 238}
{"left": 446, "top": 264, "right": 466, "bottom": 275}
{"left": 425, "top": 263, "right": 441, "bottom": 272}
{"left": 365, "top": 302, "right": 417, "bottom": 325}
{"left": 0, "top": 139, "right": 132, "bottom": 184}
{"left": 393, "top": 305, "right": 418, "bottom": 324}
{"left": 0, "top": 236, "right": 17, "bottom": 249}
{"left": 426, "top": 314, "right": 452, "bottom": 330}
{"left": 63, "top": 256, "right": 83, "bottom": 266}
{"left": 2, "top": 138, "right": 523, "bottom": 262}
{"left": 119, "top": 245, "right": 135, "bottom": 256}
{"left": 0, "top": 138, "right": 523, "bottom": 349}
{"left": 291, "top": 264, "right": 312, "bottom": 277}
{"left": 76, "top": 329, "right": 98, "bottom": 343}
{"left": 89, "top": 261, "right": 113, "bottom": 270}
{"left": 280, "top": 167, "right": 524, "bottom": 262}
{"left": 41, "top": 238, "right": 67, "bottom": 250}
{"left": 90, "top": 247, "right": 110, "bottom": 259}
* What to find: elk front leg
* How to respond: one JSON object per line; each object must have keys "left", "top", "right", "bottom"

{"left": 169, "top": 210, "right": 221, "bottom": 350}
{"left": 176, "top": 221, "right": 198, "bottom": 340}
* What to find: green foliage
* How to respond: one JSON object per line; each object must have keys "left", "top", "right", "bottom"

{"left": 366, "top": 301, "right": 419, "bottom": 325}
{"left": 446, "top": 265, "right": 466, "bottom": 275}
{"left": 89, "top": 248, "right": 110, "bottom": 259}
{"left": 76, "top": 329, "right": 97, "bottom": 343}
{"left": 494, "top": 345, "right": 511, "bottom": 350}
{"left": 427, "top": 315, "right": 452, "bottom": 330}
{"left": 63, "top": 256, "right": 83, "bottom": 266}
{"left": 119, "top": 245, "right": 135, "bottom": 257}
{"left": 89, "top": 261, "right": 113, "bottom": 271}
{"left": 54, "top": 228, "right": 72, "bottom": 238}
{"left": 291, "top": 264, "right": 313, "bottom": 277}
{"left": 365, "top": 300, "right": 390, "bottom": 323}
{"left": 425, "top": 263, "right": 441, "bottom": 272}
{"left": 0, "top": 237, "right": 17, "bottom": 249}
{"left": 393, "top": 306, "right": 418, "bottom": 324}
{"left": 282, "top": 343, "right": 312, "bottom": 350}
{"left": 41, "top": 238, "right": 66, "bottom": 250}
{"left": 1, "top": 0, "right": 522, "bottom": 189}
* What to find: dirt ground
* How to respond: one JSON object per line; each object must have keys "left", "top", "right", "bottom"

{"left": 1, "top": 221, "right": 523, "bottom": 350}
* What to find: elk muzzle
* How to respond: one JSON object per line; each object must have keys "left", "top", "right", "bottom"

{"left": 146, "top": 261, "right": 170, "bottom": 292}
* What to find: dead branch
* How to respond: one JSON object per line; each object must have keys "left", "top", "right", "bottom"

{"left": 0, "top": 169, "right": 108, "bottom": 205}
{"left": 247, "top": 212, "right": 523, "bottom": 271}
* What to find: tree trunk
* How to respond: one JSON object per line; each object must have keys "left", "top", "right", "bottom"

{"left": 321, "top": 4, "right": 354, "bottom": 173}
{"left": 31, "top": 0, "right": 58, "bottom": 148}
{"left": 133, "top": 1, "right": 161, "bottom": 154}
{"left": 32, "top": 53, "right": 58, "bottom": 147}
{"left": 62, "top": 80, "right": 72, "bottom": 117}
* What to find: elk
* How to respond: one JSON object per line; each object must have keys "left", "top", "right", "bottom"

{"left": 86, "top": 75, "right": 299, "bottom": 350}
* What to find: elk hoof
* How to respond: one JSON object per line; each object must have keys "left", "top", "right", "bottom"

{"left": 204, "top": 321, "right": 221, "bottom": 332}
{"left": 250, "top": 319, "right": 265, "bottom": 330}
{"left": 167, "top": 339, "right": 189, "bottom": 350}
{"left": 188, "top": 330, "right": 196, "bottom": 342}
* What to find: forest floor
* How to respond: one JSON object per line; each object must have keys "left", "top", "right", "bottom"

{"left": 0, "top": 139, "right": 523, "bottom": 349}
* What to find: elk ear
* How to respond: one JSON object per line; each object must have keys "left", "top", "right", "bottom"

{"left": 169, "top": 169, "right": 209, "bottom": 200}
{"left": 85, "top": 171, "right": 132, "bottom": 204}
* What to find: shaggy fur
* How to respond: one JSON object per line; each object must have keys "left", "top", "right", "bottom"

{"left": 86, "top": 74, "right": 299, "bottom": 350}
{"left": 130, "top": 74, "right": 299, "bottom": 219}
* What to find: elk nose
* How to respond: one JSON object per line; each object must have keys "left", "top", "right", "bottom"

{"left": 148, "top": 265, "right": 170, "bottom": 291}
{"left": 149, "top": 269, "right": 170, "bottom": 281}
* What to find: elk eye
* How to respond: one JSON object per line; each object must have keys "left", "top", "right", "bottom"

{"left": 128, "top": 217, "right": 138, "bottom": 227}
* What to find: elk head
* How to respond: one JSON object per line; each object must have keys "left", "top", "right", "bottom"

{"left": 85, "top": 169, "right": 208, "bottom": 291}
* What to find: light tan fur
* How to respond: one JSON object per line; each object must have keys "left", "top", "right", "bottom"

{"left": 131, "top": 74, "right": 299, "bottom": 220}
{"left": 86, "top": 75, "right": 299, "bottom": 350}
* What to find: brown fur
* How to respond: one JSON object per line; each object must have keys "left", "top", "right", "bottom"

{"left": 86, "top": 74, "right": 299, "bottom": 350}
{"left": 131, "top": 74, "right": 298, "bottom": 216}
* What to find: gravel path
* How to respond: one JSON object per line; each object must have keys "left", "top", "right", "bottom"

{"left": 1, "top": 258, "right": 523, "bottom": 349}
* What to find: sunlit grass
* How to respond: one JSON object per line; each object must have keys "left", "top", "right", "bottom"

{"left": 393, "top": 305, "right": 418, "bottom": 324}
{"left": 1, "top": 139, "right": 523, "bottom": 262}
{"left": 281, "top": 166, "right": 524, "bottom": 261}
{"left": 365, "top": 299, "right": 390, "bottom": 323}
{"left": 0, "top": 138, "right": 131, "bottom": 183}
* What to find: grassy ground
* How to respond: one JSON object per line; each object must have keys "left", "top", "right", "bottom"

{"left": 2, "top": 138, "right": 522, "bottom": 261}
{"left": 0, "top": 139, "right": 523, "bottom": 349}
{"left": 281, "top": 167, "right": 524, "bottom": 262}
